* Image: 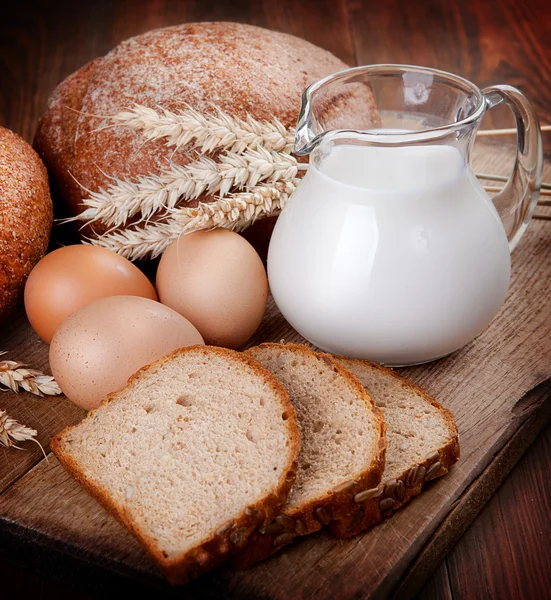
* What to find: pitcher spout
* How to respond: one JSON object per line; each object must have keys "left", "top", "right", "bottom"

{"left": 293, "top": 66, "right": 384, "bottom": 156}
{"left": 293, "top": 64, "right": 488, "bottom": 158}
{"left": 294, "top": 91, "right": 317, "bottom": 156}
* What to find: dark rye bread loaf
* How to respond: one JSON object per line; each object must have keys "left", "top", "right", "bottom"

{"left": 328, "top": 357, "right": 460, "bottom": 537}
{"left": 51, "top": 346, "right": 300, "bottom": 585}
{"left": 34, "top": 22, "right": 365, "bottom": 239}
{"left": 0, "top": 127, "right": 52, "bottom": 322}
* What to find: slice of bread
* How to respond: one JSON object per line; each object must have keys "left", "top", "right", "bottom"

{"left": 234, "top": 343, "right": 386, "bottom": 566}
{"left": 328, "top": 357, "right": 460, "bottom": 537}
{"left": 51, "top": 346, "right": 300, "bottom": 585}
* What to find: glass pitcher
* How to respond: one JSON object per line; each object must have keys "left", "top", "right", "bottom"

{"left": 268, "top": 65, "right": 543, "bottom": 366}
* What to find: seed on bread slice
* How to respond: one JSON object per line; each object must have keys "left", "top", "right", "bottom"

{"left": 328, "top": 356, "right": 459, "bottom": 537}
{"left": 234, "top": 343, "right": 386, "bottom": 566}
{"left": 51, "top": 345, "right": 300, "bottom": 585}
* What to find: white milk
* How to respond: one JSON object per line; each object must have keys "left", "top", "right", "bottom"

{"left": 268, "top": 143, "right": 511, "bottom": 365}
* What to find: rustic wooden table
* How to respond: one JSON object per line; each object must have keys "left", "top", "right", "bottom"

{"left": 1, "top": 1, "right": 550, "bottom": 598}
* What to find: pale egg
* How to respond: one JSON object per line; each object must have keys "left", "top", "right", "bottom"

{"left": 156, "top": 230, "right": 268, "bottom": 348}
{"left": 49, "top": 295, "right": 204, "bottom": 410}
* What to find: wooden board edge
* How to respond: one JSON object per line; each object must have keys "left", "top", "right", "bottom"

{"left": 0, "top": 515, "right": 172, "bottom": 596}
{"left": 0, "top": 514, "right": 259, "bottom": 600}
{"left": 390, "top": 379, "right": 551, "bottom": 600}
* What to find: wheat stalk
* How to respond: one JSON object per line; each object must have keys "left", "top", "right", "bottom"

{"left": 88, "top": 179, "right": 297, "bottom": 261}
{"left": 88, "top": 220, "right": 186, "bottom": 261}
{"left": 76, "top": 147, "right": 304, "bottom": 229}
{"left": 112, "top": 104, "right": 295, "bottom": 154}
{"left": 0, "top": 352, "right": 62, "bottom": 397}
{"left": 0, "top": 409, "right": 47, "bottom": 457}
{"left": 476, "top": 124, "right": 551, "bottom": 137}
{"left": 0, "top": 409, "right": 41, "bottom": 450}
{"left": 169, "top": 178, "right": 298, "bottom": 231}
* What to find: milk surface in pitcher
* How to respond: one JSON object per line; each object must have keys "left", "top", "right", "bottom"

{"left": 268, "top": 142, "right": 511, "bottom": 365}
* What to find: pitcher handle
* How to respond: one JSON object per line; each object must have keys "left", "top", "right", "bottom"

{"left": 482, "top": 85, "right": 543, "bottom": 251}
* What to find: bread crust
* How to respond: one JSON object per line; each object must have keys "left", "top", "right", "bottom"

{"left": 33, "top": 22, "right": 353, "bottom": 237}
{"left": 51, "top": 345, "right": 300, "bottom": 585}
{"left": 34, "top": 58, "right": 101, "bottom": 220}
{"left": 233, "top": 343, "right": 386, "bottom": 568}
{"left": 327, "top": 356, "right": 460, "bottom": 537}
{"left": 0, "top": 127, "right": 52, "bottom": 322}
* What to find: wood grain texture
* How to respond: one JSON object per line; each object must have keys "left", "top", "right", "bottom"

{"left": 1, "top": 1, "right": 551, "bottom": 598}
{"left": 0, "top": 309, "right": 85, "bottom": 494}
{"left": 445, "top": 414, "right": 551, "bottom": 600}
{"left": 418, "top": 415, "right": 551, "bottom": 600}
{"left": 402, "top": 379, "right": 551, "bottom": 600}
{"left": 0, "top": 0, "right": 354, "bottom": 140}
{"left": 0, "top": 1, "right": 115, "bottom": 140}
{"left": 348, "top": 0, "right": 551, "bottom": 132}
{"left": 416, "top": 561, "right": 453, "bottom": 600}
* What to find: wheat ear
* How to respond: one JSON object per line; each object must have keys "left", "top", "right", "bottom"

{"left": 0, "top": 409, "right": 47, "bottom": 456}
{"left": 76, "top": 147, "right": 304, "bottom": 228}
{"left": 0, "top": 409, "right": 38, "bottom": 449}
{"left": 0, "top": 352, "right": 62, "bottom": 397}
{"left": 112, "top": 104, "right": 295, "bottom": 154}
{"left": 169, "top": 178, "right": 298, "bottom": 231}
{"left": 88, "top": 179, "right": 297, "bottom": 261}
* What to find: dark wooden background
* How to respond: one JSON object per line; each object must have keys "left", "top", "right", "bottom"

{"left": 1, "top": 0, "right": 550, "bottom": 598}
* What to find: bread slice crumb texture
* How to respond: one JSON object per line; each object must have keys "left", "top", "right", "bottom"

{"left": 52, "top": 346, "right": 299, "bottom": 568}
{"left": 326, "top": 356, "right": 459, "bottom": 538}
{"left": 335, "top": 357, "right": 457, "bottom": 482}
{"left": 247, "top": 344, "right": 382, "bottom": 513}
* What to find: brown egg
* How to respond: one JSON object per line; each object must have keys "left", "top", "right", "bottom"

{"left": 25, "top": 245, "right": 157, "bottom": 343}
{"left": 49, "top": 296, "right": 204, "bottom": 410}
{"left": 156, "top": 230, "right": 268, "bottom": 348}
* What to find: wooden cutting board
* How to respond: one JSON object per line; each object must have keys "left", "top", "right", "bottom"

{"left": 0, "top": 140, "right": 550, "bottom": 599}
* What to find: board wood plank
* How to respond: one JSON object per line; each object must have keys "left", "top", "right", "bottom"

{"left": 396, "top": 379, "right": 551, "bottom": 600}
{"left": 0, "top": 140, "right": 549, "bottom": 599}
{"left": 442, "top": 395, "right": 551, "bottom": 600}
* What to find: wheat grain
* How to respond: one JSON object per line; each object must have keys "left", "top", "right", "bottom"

{"left": 112, "top": 104, "right": 295, "bottom": 154}
{"left": 170, "top": 178, "right": 297, "bottom": 231}
{"left": 87, "top": 220, "right": 185, "bottom": 261}
{"left": 0, "top": 352, "right": 62, "bottom": 397}
{"left": 76, "top": 175, "right": 175, "bottom": 228}
{"left": 0, "top": 409, "right": 41, "bottom": 450}
{"left": 89, "top": 179, "right": 297, "bottom": 261}
{"left": 76, "top": 147, "right": 304, "bottom": 228}
{"left": 75, "top": 105, "right": 302, "bottom": 246}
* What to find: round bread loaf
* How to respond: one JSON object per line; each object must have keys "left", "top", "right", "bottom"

{"left": 35, "top": 22, "right": 349, "bottom": 204}
{"left": 33, "top": 23, "right": 354, "bottom": 258}
{"left": 0, "top": 127, "right": 53, "bottom": 322}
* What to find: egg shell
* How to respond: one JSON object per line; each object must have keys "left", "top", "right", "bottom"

{"left": 49, "top": 295, "right": 204, "bottom": 410}
{"left": 25, "top": 245, "right": 157, "bottom": 343}
{"left": 156, "top": 229, "right": 268, "bottom": 348}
